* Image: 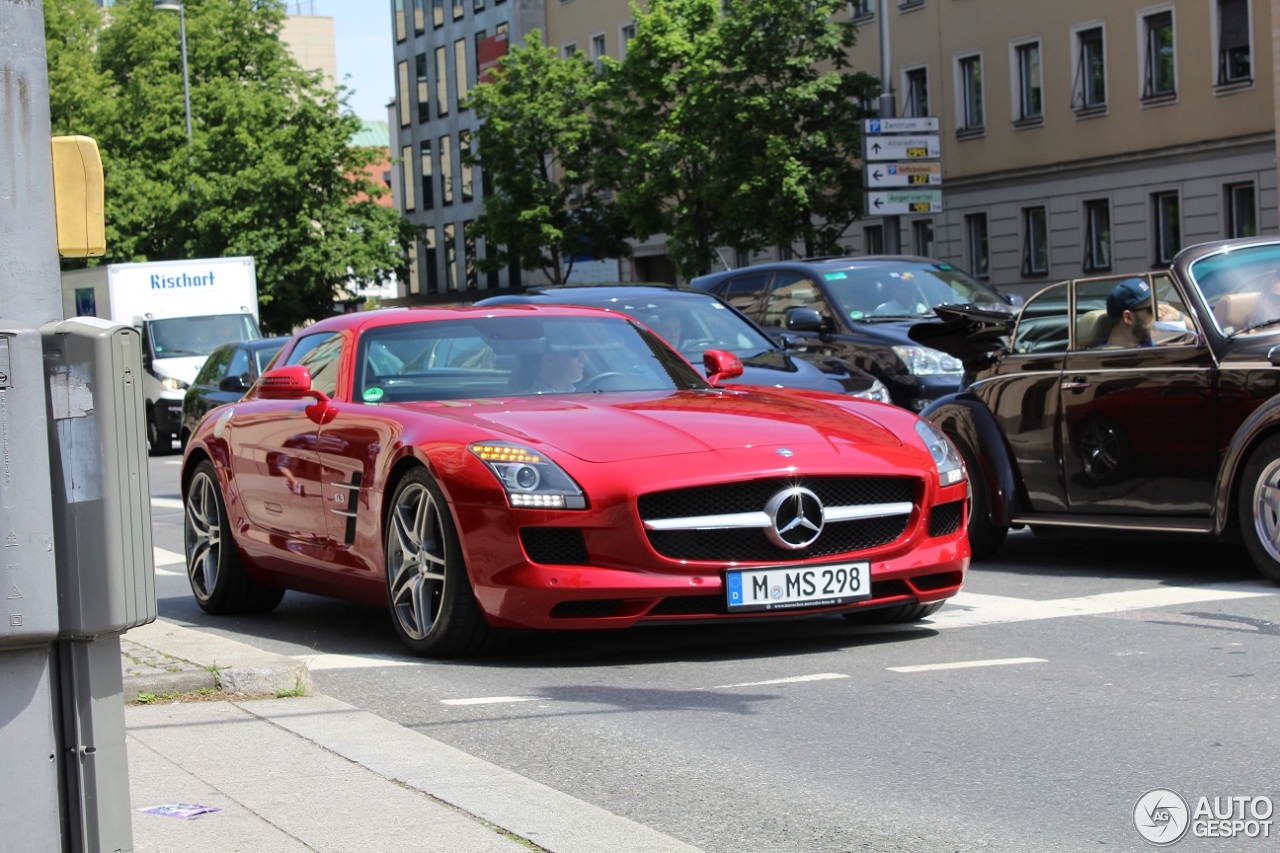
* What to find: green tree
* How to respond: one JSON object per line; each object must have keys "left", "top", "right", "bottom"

{"left": 468, "top": 32, "right": 629, "bottom": 284}
{"left": 44, "top": 0, "right": 410, "bottom": 333}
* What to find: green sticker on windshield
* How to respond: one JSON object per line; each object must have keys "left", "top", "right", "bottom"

{"left": 363, "top": 386, "right": 385, "bottom": 403}
{"left": 849, "top": 310, "right": 864, "bottom": 319}
{"left": 824, "top": 272, "right": 849, "bottom": 280}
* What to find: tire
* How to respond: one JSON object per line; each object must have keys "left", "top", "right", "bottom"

{"left": 384, "top": 467, "right": 491, "bottom": 657}
{"left": 1238, "top": 435, "right": 1280, "bottom": 584}
{"left": 844, "top": 601, "right": 945, "bottom": 624}
{"left": 184, "top": 460, "right": 285, "bottom": 614}
{"left": 955, "top": 438, "right": 1008, "bottom": 559}
{"left": 147, "top": 410, "right": 175, "bottom": 457}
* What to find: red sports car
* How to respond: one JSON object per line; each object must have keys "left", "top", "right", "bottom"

{"left": 181, "top": 306, "right": 970, "bottom": 657}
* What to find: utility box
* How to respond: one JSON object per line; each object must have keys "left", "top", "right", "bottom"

{"left": 43, "top": 317, "right": 156, "bottom": 639}
{"left": 0, "top": 324, "right": 60, "bottom": 649}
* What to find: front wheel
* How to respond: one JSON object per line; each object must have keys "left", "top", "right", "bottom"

{"left": 147, "top": 410, "right": 175, "bottom": 456}
{"left": 1238, "top": 435, "right": 1280, "bottom": 584}
{"left": 384, "top": 467, "right": 491, "bottom": 657}
{"left": 185, "top": 460, "right": 284, "bottom": 613}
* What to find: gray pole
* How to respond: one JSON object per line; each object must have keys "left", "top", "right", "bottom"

{"left": 179, "top": 5, "right": 193, "bottom": 144}
{"left": 877, "top": 0, "right": 901, "bottom": 254}
{"left": 0, "top": 0, "right": 72, "bottom": 849}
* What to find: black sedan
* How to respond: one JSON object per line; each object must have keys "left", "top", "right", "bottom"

{"left": 179, "top": 336, "right": 288, "bottom": 449}
{"left": 691, "top": 256, "right": 1015, "bottom": 411}
{"left": 911, "top": 236, "right": 1280, "bottom": 584}
{"left": 475, "top": 284, "right": 891, "bottom": 402}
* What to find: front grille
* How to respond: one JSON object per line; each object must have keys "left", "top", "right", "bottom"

{"left": 638, "top": 477, "right": 914, "bottom": 519}
{"left": 928, "top": 501, "right": 964, "bottom": 537}
{"left": 520, "top": 527, "right": 589, "bottom": 565}
{"left": 646, "top": 515, "right": 908, "bottom": 562}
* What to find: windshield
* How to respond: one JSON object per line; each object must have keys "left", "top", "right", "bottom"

{"left": 353, "top": 314, "right": 710, "bottom": 403}
{"left": 548, "top": 293, "right": 778, "bottom": 362}
{"left": 1189, "top": 243, "right": 1280, "bottom": 335}
{"left": 148, "top": 314, "right": 261, "bottom": 357}
{"left": 819, "top": 261, "right": 1008, "bottom": 321}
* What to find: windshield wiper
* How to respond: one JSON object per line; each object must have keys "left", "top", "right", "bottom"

{"left": 1230, "top": 317, "right": 1280, "bottom": 337}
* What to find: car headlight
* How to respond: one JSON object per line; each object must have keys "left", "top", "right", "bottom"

{"left": 469, "top": 441, "right": 587, "bottom": 509}
{"left": 161, "top": 376, "right": 189, "bottom": 391}
{"left": 914, "top": 420, "right": 966, "bottom": 486}
{"left": 851, "top": 377, "right": 891, "bottom": 403}
{"left": 892, "top": 345, "right": 963, "bottom": 376}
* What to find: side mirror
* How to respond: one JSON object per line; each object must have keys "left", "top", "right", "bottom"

{"left": 219, "top": 374, "right": 250, "bottom": 393}
{"left": 785, "top": 306, "right": 824, "bottom": 332}
{"left": 256, "top": 365, "right": 316, "bottom": 400}
{"left": 703, "top": 349, "right": 744, "bottom": 385}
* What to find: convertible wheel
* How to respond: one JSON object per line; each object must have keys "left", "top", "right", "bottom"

{"left": 844, "top": 601, "right": 944, "bottom": 624}
{"left": 1239, "top": 435, "right": 1280, "bottom": 584}
{"left": 956, "top": 439, "right": 1007, "bottom": 559}
{"left": 384, "top": 467, "right": 491, "bottom": 657}
{"left": 185, "top": 460, "right": 285, "bottom": 614}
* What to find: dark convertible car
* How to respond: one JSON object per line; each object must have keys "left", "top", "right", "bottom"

{"left": 912, "top": 236, "right": 1280, "bottom": 584}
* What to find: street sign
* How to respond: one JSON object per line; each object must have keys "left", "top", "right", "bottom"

{"left": 865, "top": 189, "right": 943, "bottom": 215}
{"left": 863, "top": 135, "right": 941, "bottom": 161}
{"left": 865, "top": 117, "right": 939, "bottom": 134}
{"left": 866, "top": 161, "right": 942, "bottom": 188}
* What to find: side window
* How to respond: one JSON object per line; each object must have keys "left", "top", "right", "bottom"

{"left": 284, "top": 332, "right": 344, "bottom": 397}
{"left": 1071, "top": 275, "right": 1193, "bottom": 350}
{"left": 717, "top": 273, "right": 769, "bottom": 318}
{"left": 195, "top": 347, "right": 233, "bottom": 384}
{"left": 226, "top": 348, "right": 250, "bottom": 380}
{"left": 761, "top": 273, "right": 823, "bottom": 328}
{"left": 1011, "top": 282, "right": 1070, "bottom": 354}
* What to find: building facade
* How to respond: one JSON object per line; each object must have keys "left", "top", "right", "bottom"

{"left": 389, "top": 0, "right": 1279, "bottom": 301}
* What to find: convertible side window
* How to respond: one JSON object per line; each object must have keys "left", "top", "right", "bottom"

{"left": 1011, "top": 282, "right": 1070, "bottom": 354}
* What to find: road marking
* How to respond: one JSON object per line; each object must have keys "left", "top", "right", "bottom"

{"left": 441, "top": 696, "right": 537, "bottom": 706}
{"left": 888, "top": 657, "right": 1046, "bottom": 673}
{"left": 304, "top": 653, "right": 420, "bottom": 671}
{"left": 711, "top": 673, "right": 848, "bottom": 689}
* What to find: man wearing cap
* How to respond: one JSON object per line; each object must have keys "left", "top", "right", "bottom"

{"left": 1102, "top": 277, "right": 1157, "bottom": 348}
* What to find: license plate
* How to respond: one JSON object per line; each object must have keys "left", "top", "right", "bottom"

{"left": 725, "top": 562, "right": 870, "bottom": 612}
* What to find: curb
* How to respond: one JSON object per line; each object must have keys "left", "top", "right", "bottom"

{"left": 121, "top": 620, "right": 313, "bottom": 699}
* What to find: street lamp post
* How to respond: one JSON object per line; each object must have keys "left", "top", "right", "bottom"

{"left": 154, "top": 0, "right": 192, "bottom": 145}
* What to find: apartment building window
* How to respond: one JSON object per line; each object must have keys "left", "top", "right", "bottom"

{"left": 1142, "top": 9, "right": 1176, "bottom": 101}
{"left": 590, "top": 33, "right": 607, "bottom": 70}
{"left": 453, "top": 0, "right": 464, "bottom": 20}
{"left": 413, "top": 0, "right": 425, "bottom": 35}
{"left": 620, "top": 23, "right": 636, "bottom": 58}
{"left": 912, "top": 220, "right": 934, "bottom": 257}
{"left": 454, "top": 39, "right": 469, "bottom": 107}
{"left": 1022, "top": 206, "right": 1048, "bottom": 276}
{"left": 1217, "top": 0, "right": 1251, "bottom": 85}
{"left": 407, "top": 239, "right": 420, "bottom": 295}
{"left": 1072, "top": 26, "right": 1106, "bottom": 114}
{"left": 435, "top": 46, "right": 448, "bottom": 117}
{"left": 1153, "top": 191, "right": 1181, "bottom": 264}
{"left": 562, "top": 42, "right": 578, "bottom": 60}
{"left": 415, "top": 54, "right": 429, "bottom": 123}
{"left": 440, "top": 134, "right": 454, "bottom": 205}
{"left": 898, "top": 0, "right": 923, "bottom": 10}
{"left": 400, "top": 145, "right": 416, "bottom": 212}
{"left": 903, "top": 67, "right": 928, "bottom": 117}
{"left": 424, "top": 227, "right": 439, "bottom": 293}
{"left": 464, "top": 221, "right": 479, "bottom": 289}
{"left": 444, "top": 223, "right": 458, "bottom": 291}
{"left": 420, "top": 142, "right": 434, "bottom": 210}
{"left": 957, "top": 54, "right": 984, "bottom": 136}
{"left": 1083, "top": 199, "right": 1112, "bottom": 272}
{"left": 432, "top": 0, "right": 443, "bottom": 28}
{"left": 474, "top": 30, "right": 486, "bottom": 79}
{"left": 864, "top": 224, "right": 884, "bottom": 254}
{"left": 966, "top": 213, "right": 990, "bottom": 279}
{"left": 1014, "top": 41, "right": 1042, "bottom": 124}
{"left": 395, "top": 0, "right": 406, "bottom": 41}
{"left": 459, "top": 130, "right": 474, "bottom": 203}
{"left": 1226, "top": 182, "right": 1257, "bottom": 238}
{"left": 850, "top": 0, "right": 873, "bottom": 19}
{"left": 397, "top": 61, "right": 411, "bottom": 127}
{"left": 474, "top": 0, "right": 485, "bottom": 10}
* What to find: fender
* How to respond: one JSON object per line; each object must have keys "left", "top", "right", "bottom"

{"left": 921, "top": 392, "right": 1021, "bottom": 527}
{"left": 1215, "top": 393, "right": 1280, "bottom": 535}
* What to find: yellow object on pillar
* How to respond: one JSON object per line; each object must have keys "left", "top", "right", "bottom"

{"left": 50, "top": 135, "right": 106, "bottom": 258}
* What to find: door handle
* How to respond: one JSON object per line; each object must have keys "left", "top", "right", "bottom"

{"left": 1060, "top": 377, "right": 1090, "bottom": 392}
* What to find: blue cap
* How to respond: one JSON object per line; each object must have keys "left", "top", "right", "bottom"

{"left": 1106, "top": 278, "right": 1152, "bottom": 318}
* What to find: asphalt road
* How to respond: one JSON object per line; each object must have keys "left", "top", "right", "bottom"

{"left": 148, "top": 454, "right": 1280, "bottom": 852}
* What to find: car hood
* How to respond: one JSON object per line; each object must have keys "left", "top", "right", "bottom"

{"left": 906, "top": 305, "right": 1016, "bottom": 373}
{"left": 401, "top": 389, "right": 903, "bottom": 463}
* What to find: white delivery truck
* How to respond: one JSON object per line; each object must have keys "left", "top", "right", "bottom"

{"left": 61, "top": 256, "right": 262, "bottom": 454}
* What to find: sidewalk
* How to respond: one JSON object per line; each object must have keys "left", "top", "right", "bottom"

{"left": 122, "top": 619, "right": 703, "bottom": 853}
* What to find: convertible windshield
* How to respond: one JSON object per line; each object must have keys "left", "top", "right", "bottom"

{"left": 816, "top": 261, "right": 1008, "bottom": 321}
{"left": 353, "top": 314, "right": 710, "bottom": 403}
{"left": 1190, "top": 243, "right": 1280, "bottom": 336}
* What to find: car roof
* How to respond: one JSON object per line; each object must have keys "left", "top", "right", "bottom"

{"left": 298, "top": 303, "right": 622, "bottom": 336}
